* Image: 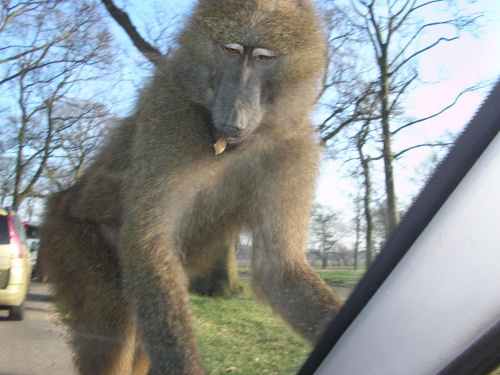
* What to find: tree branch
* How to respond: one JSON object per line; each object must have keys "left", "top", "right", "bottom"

{"left": 393, "top": 142, "right": 451, "bottom": 159}
{"left": 391, "top": 35, "right": 458, "bottom": 77}
{"left": 389, "top": 0, "right": 415, "bottom": 34}
{"left": 100, "top": 0, "right": 163, "bottom": 66}
{"left": 391, "top": 19, "right": 456, "bottom": 68}
{"left": 393, "top": 83, "right": 486, "bottom": 135}
{"left": 389, "top": 72, "right": 418, "bottom": 112}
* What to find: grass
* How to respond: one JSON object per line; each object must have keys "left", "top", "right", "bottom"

{"left": 238, "top": 267, "right": 365, "bottom": 288}
{"left": 192, "top": 289, "right": 311, "bottom": 374}
{"left": 210, "top": 269, "right": 500, "bottom": 375}
{"left": 314, "top": 268, "right": 365, "bottom": 288}
{"left": 191, "top": 268, "right": 364, "bottom": 374}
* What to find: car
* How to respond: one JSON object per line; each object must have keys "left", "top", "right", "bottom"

{"left": 22, "top": 221, "right": 40, "bottom": 274}
{"left": 0, "top": 208, "right": 32, "bottom": 320}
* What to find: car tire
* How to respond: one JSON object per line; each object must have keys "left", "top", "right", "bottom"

{"left": 9, "top": 300, "right": 26, "bottom": 321}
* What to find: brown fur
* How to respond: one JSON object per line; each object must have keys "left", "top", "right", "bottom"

{"left": 40, "top": 0, "right": 343, "bottom": 374}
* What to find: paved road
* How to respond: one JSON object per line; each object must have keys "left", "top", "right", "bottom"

{"left": 0, "top": 279, "right": 352, "bottom": 375}
{"left": 0, "top": 282, "right": 76, "bottom": 375}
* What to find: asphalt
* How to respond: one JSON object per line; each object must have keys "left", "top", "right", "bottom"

{"left": 0, "top": 282, "right": 76, "bottom": 375}
{"left": 0, "top": 279, "right": 353, "bottom": 375}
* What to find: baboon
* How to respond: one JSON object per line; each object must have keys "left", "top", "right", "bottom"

{"left": 40, "top": 0, "right": 343, "bottom": 374}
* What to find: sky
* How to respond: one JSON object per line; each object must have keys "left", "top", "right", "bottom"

{"left": 7, "top": 0, "right": 499, "bottom": 223}
{"left": 315, "top": 0, "right": 500, "bottom": 218}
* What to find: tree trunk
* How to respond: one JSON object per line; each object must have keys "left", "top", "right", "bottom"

{"left": 353, "top": 198, "right": 361, "bottom": 270}
{"left": 379, "top": 50, "right": 400, "bottom": 235}
{"left": 361, "top": 157, "right": 374, "bottom": 268}
{"left": 189, "top": 237, "right": 242, "bottom": 297}
{"left": 357, "top": 124, "right": 375, "bottom": 268}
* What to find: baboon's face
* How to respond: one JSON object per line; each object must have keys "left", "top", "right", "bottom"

{"left": 210, "top": 42, "right": 280, "bottom": 148}
{"left": 179, "top": 0, "right": 325, "bottom": 153}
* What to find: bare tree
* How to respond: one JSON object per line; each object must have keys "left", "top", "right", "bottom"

{"left": 0, "top": 0, "right": 115, "bottom": 210}
{"left": 44, "top": 106, "right": 113, "bottom": 190}
{"left": 308, "top": 204, "right": 346, "bottom": 269}
{"left": 352, "top": 193, "right": 362, "bottom": 270}
{"left": 100, "top": 0, "right": 182, "bottom": 65}
{"left": 316, "top": 0, "right": 487, "bottom": 251}
{"left": 354, "top": 120, "right": 376, "bottom": 267}
{"left": 317, "top": 2, "right": 378, "bottom": 144}
{"left": 349, "top": 0, "right": 484, "bottom": 233}
{"left": 100, "top": 0, "right": 163, "bottom": 65}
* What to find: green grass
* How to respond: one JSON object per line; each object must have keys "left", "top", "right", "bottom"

{"left": 314, "top": 268, "right": 365, "bottom": 288}
{"left": 239, "top": 267, "right": 365, "bottom": 288}
{"left": 238, "top": 268, "right": 250, "bottom": 275}
{"left": 192, "top": 289, "right": 311, "bottom": 374}
{"left": 191, "top": 268, "right": 365, "bottom": 374}
{"left": 192, "top": 284, "right": 500, "bottom": 375}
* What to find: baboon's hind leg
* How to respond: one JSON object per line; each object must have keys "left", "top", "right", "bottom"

{"left": 40, "top": 196, "right": 149, "bottom": 374}
{"left": 71, "top": 307, "right": 146, "bottom": 375}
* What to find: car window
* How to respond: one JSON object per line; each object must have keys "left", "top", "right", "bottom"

{"left": 25, "top": 225, "right": 39, "bottom": 239}
{"left": 0, "top": 216, "right": 9, "bottom": 244}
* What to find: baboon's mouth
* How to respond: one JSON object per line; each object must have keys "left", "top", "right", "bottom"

{"left": 226, "top": 137, "right": 244, "bottom": 146}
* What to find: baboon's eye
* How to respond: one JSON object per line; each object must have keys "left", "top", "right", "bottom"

{"left": 253, "top": 48, "right": 276, "bottom": 62}
{"left": 223, "top": 43, "right": 243, "bottom": 56}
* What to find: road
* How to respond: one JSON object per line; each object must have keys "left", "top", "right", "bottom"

{"left": 0, "top": 282, "right": 76, "bottom": 375}
{"left": 0, "top": 280, "right": 352, "bottom": 375}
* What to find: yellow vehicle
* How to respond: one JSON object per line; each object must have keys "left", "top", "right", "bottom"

{"left": 0, "top": 208, "right": 32, "bottom": 320}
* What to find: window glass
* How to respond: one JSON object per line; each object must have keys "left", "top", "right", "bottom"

{"left": 0, "top": 216, "right": 8, "bottom": 244}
